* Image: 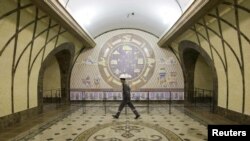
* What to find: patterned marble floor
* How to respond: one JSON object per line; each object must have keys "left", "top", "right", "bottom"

{"left": 14, "top": 103, "right": 208, "bottom": 141}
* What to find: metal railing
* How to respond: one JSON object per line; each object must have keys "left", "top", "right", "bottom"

{"left": 69, "top": 89, "right": 185, "bottom": 115}
{"left": 187, "top": 88, "right": 213, "bottom": 112}
{"left": 42, "top": 88, "right": 214, "bottom": 114}
{"left": 42, "top": 88, "right": 66, "bottom": 108}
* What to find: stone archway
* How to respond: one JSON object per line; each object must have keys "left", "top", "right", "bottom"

{"left": 179, "top": 40, "right": 218, "bottom": 112}
{"left": 37, "top": 42, "right": 75, "bottom": 113}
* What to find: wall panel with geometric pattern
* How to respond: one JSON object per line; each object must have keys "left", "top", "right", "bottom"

{"left": 70, "top": 29, "right": 184, "bottom": 96}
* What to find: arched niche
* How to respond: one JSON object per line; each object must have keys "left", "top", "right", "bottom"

{"left": 37, "top": 42, "right": 75, "bottom": 113}
{"left": 179, "top": 40, "right": 218, "bottom": 112}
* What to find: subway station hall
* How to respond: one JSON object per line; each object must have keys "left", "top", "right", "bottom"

{"left": 0, "top": 0, "right": 250, "bottom": 141}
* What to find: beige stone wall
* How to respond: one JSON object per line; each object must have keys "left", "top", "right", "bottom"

{"left": 43, "top": 56, "right": 61, "bottom": 96}
{"left": 0, "top": 0, "right": 83, "bottom": 117}
{"left": 171, "top": 0, "right": 250, "bottom": 115}
{"left": 194, "top": 55, "right": 213, "bottom": 90}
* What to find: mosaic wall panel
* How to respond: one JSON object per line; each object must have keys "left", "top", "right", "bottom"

{"left": 70, "top": 29, "right": 184, "bottom": 91}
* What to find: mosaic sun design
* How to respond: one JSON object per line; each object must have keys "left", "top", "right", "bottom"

{"left": 98, "top": 33, "right": 156, "bottom": 88}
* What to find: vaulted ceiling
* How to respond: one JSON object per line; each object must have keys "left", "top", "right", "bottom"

{"left": 58, "top": 0, "right": 194, "bottom": 38}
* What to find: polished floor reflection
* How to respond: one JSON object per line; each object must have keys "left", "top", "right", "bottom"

{"left": 2, "top": 102, "right": 237, "bottom": 141}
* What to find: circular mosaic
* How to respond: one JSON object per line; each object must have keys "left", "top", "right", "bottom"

{"left": 74, "top": 121, "right": 182, "bottom": 141}
{"left": 98, "top": 33, "right": 156, "bottom": 88}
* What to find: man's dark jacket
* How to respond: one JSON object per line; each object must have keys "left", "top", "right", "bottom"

{"left": 122, "top": 83, "right": 131, "bottom": 102}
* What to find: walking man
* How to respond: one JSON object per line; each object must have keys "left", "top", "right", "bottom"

{"left": 112, "top": 76, "right": 140, "bottom": 119}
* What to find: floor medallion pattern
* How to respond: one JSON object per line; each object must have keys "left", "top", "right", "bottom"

{"left": 18, "top": 103, "right": 207, "bottom": 141}
{"left": 74, "top": 121, "right": 182, "bottom": 141}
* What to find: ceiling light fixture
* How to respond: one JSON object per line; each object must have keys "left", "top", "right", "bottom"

{"left": 127, "top": 12, "right": 135, "bottom": 18}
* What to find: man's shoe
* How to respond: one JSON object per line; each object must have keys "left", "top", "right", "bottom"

{"left": 112, "top": 115, "right": 119, "bottom": 119}
{"left": 135, "top": 115, "right": 140, "bottom": 119}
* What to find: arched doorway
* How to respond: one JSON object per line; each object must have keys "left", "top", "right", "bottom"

{"left": 37, "top": 43, "right": 75, "bottom": 113}
{"left": 179, "top": 40, "right": 217, "bottom": 112}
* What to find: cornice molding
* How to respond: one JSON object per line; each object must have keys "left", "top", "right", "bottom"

{"left": 33, "top": 0, "right": 96, "bottom": 48}
{"left": 158, "top": 0, "right": 221, "bottom": 47}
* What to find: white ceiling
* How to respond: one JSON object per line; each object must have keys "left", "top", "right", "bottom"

{"left": 59, "top": 0, "right": 194, "bottom": 38}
